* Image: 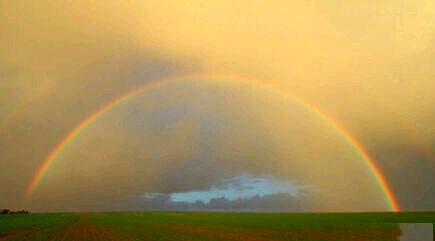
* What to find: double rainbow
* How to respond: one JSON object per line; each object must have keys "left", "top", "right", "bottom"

{"left": 26, "top": 74, "right": 400, "bottom": 211}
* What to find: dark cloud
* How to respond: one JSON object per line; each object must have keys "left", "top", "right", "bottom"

{"left": 136, "top": 193, "right": 308, "bottom": 211}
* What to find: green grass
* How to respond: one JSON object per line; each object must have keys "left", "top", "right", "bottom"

{"left": 0, "top": 211, "right": 433, "bottom": 240}
{"left": 0, "top": 213, "right": 74, "bottom": 232}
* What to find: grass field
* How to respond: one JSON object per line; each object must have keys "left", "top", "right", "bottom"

{"left": 0, "top": 212, "right": 433, "bottom": 241}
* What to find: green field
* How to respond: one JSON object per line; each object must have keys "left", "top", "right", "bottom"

{"left": 0, "top": 212, "right": 433, "bottom": 241}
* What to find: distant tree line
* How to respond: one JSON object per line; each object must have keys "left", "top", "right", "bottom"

{"left": 0, "top": 209, "right": 29, "bottom": 214}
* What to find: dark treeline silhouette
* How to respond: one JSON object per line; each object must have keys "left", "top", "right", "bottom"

{"left": 0, "top": 209, "right": 29, "bottom": 214}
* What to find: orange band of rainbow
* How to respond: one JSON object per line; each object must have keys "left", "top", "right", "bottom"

{"left": 26, "top": 74, "right": 400, "bottom": 211}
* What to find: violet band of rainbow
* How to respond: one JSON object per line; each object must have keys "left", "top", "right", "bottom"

{"left": 26, "top": 74, "right": 400, "bottom": 211}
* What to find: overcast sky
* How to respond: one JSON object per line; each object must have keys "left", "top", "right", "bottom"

{"left": 1, "top": 1, "right": 434, "bottom": 212}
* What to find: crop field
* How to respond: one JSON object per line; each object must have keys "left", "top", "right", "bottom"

{"left": 0, "top": 212, "right": 432, "bottom": 241}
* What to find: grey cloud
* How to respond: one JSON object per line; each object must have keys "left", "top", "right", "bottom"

{"left": 136, "top": 193, "right": 308, "bottom": 211}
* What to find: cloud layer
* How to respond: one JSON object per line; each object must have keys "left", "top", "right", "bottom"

{"left": 1, "top": 1, "right": 434, "bottom": 212}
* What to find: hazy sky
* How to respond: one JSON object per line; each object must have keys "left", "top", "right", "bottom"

{"left": 1, "top": 1, "right": 434, "bottom": 212}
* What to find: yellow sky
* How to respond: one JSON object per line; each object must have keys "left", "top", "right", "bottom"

{"left": 1, "top": 0, "right": 434, "bottom": 211}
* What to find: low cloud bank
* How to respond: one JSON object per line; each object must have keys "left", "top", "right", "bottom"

{"left": 137, "top": 192, "right": 311, "bottom": 211}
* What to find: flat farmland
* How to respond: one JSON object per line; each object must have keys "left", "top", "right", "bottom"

{"left": 0, "top": 212, "right": 432, "bottom": 241}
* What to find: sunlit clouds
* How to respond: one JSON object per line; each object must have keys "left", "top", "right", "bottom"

{"left": 0, "top": 1, "right": 434, "bottom": 212}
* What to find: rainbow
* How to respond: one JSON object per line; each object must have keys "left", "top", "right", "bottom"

{"left": 26, "top": 74, "right": 400, "bottom": 211}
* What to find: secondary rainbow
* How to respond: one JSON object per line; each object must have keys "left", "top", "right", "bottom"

{"left": 26, "top": 74, "right": 400, "bottom": 211}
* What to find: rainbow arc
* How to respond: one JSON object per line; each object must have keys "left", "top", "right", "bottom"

{"left": 26, "top": 74, "right": 400, "bottom": 212}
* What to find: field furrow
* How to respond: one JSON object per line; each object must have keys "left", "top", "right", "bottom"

{"left": 1, "top": 212, "right": 429, "bottom": 241}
